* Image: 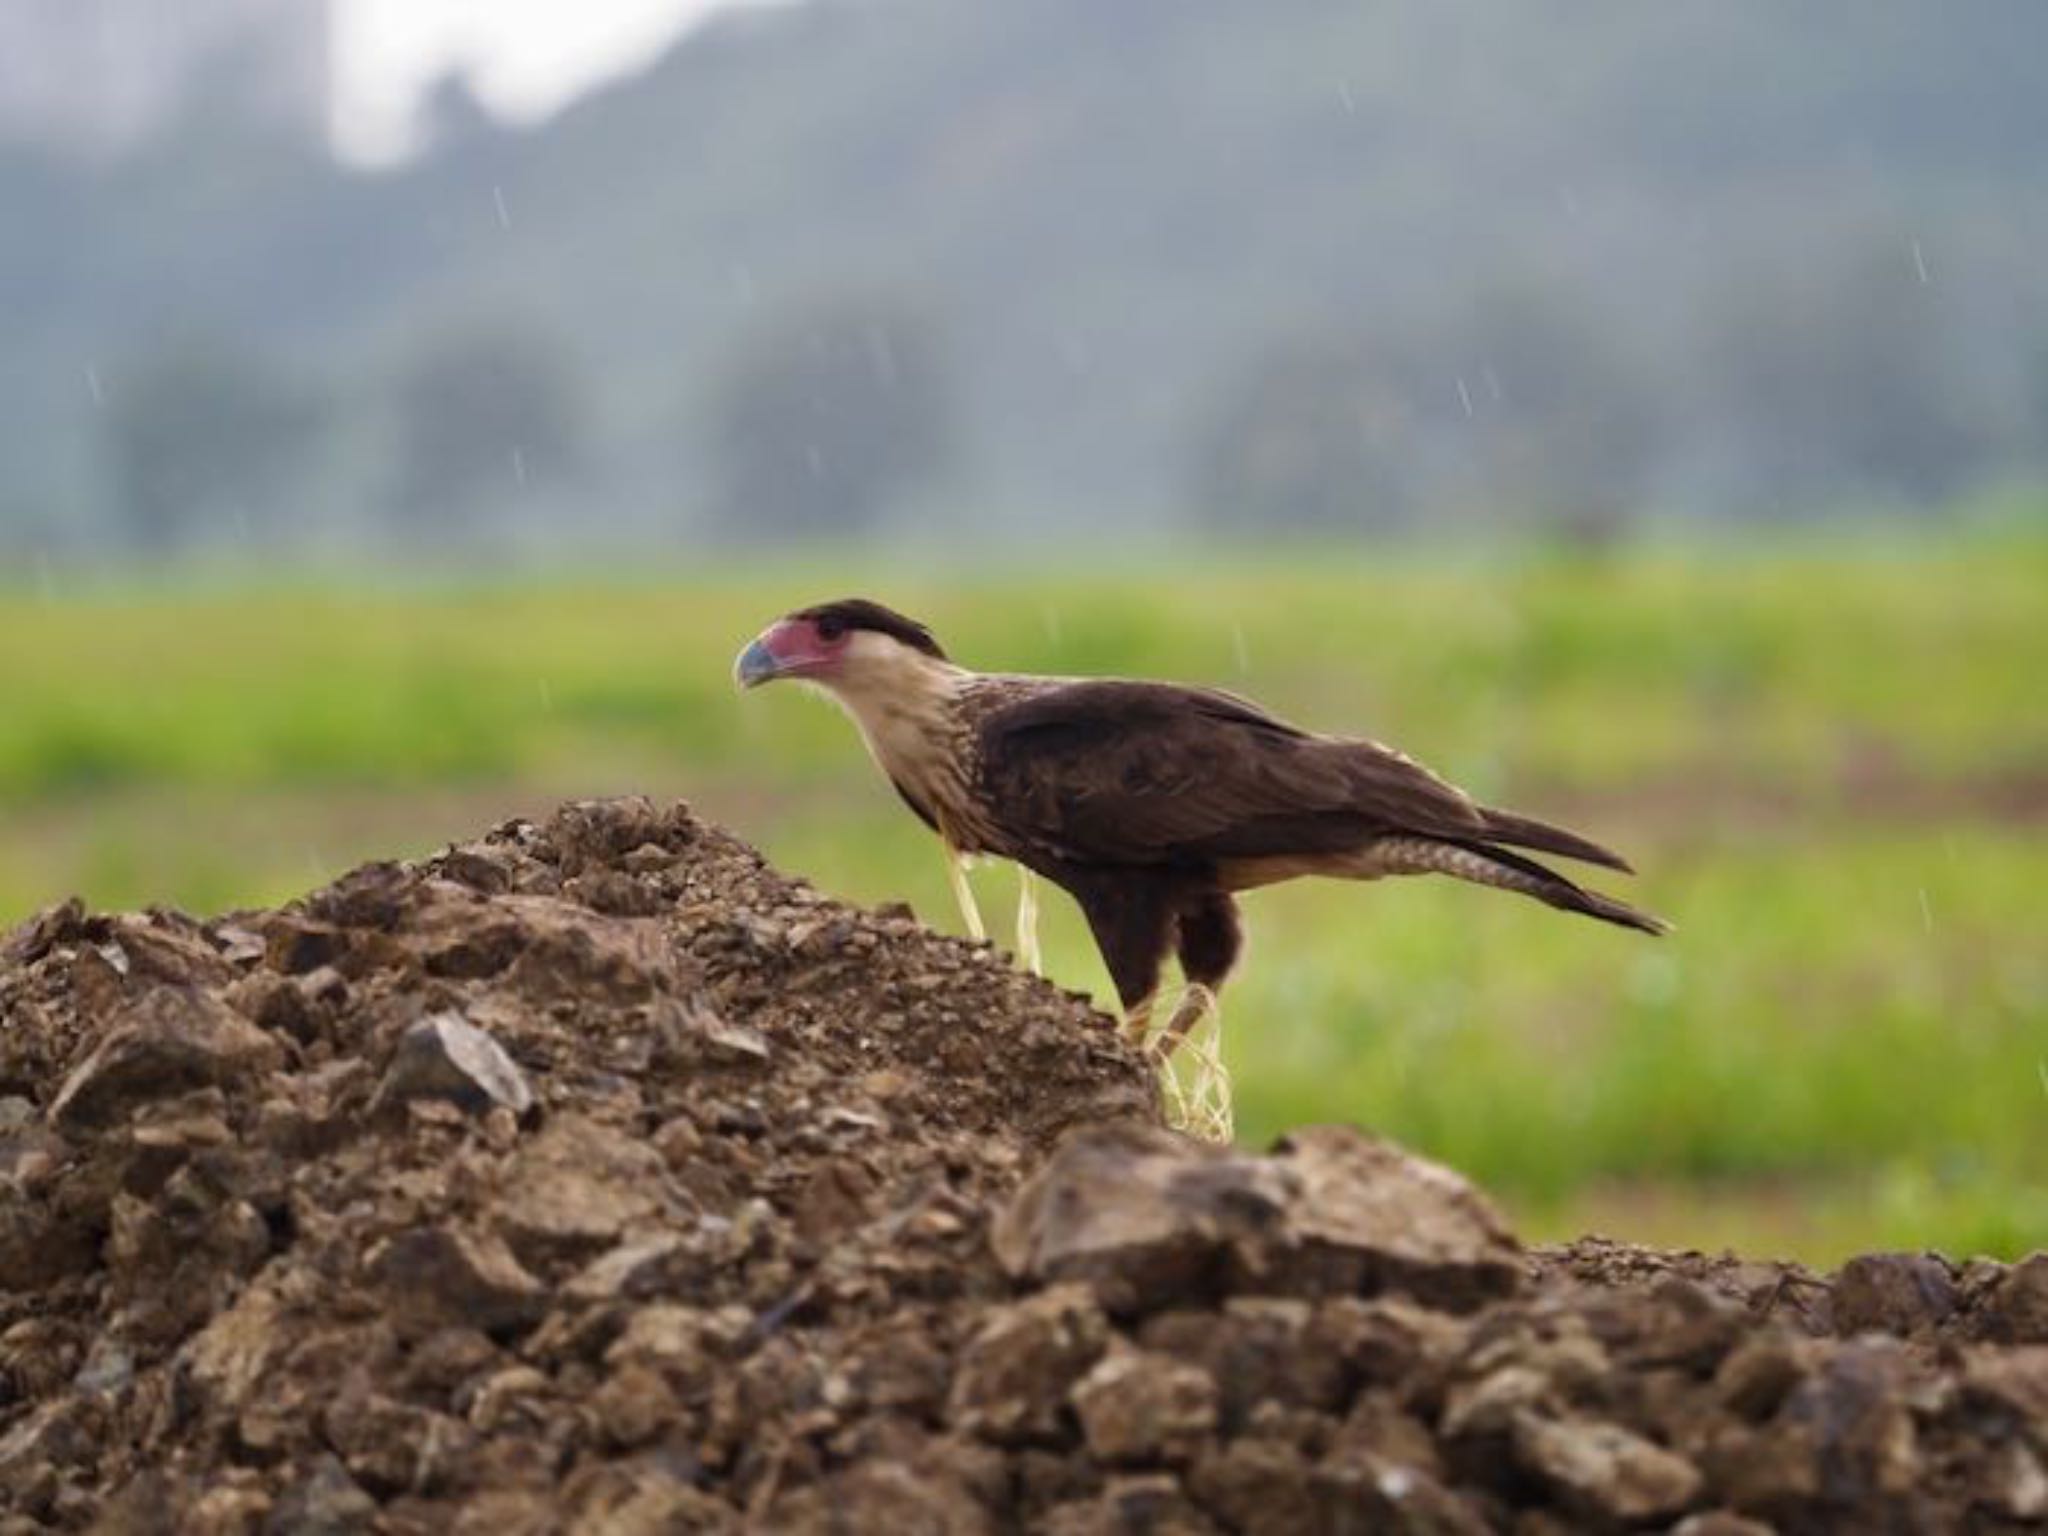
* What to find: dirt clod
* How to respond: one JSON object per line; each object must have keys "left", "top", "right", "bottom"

{"left": 1072, "top": 1347, "right": 1219, "bottom": 1465}
{"left": 1, "top": 797, "right": 2043, "bottom": 1530}
{"left": 1830, "top": 1251, "right": 1958, "bottom": 1338}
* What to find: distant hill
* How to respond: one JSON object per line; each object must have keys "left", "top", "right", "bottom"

{"left": 5, "top": 0, "right": 2047, "bottom": 557}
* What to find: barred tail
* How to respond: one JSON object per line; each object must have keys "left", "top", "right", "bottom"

{"left": 1374, "top": 836, "right": 1671, "bottom": 936}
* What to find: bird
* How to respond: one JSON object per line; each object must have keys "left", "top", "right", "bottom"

{"left": 735, "top": 597, "right": 1668, "bottom": 1137}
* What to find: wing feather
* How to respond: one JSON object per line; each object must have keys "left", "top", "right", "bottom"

{"left": 974, "top": 680, "right": 1484, "bottom": 869}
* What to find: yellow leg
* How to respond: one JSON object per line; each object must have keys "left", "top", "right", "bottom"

{"left": 1014, "top": 866, "right": 1042, "bottom": 973}
{"left": 944, "top": 844, "right": 986, "bottom": 941}
{"left": 1122, "top": 987, "right": 1159, "bottom": 1040}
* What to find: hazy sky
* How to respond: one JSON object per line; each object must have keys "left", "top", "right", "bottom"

{"left": 334, "top": 0, "right": 732, "bottom": 161}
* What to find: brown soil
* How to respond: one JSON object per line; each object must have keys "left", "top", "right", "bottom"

{"left": 1, "top": 798, "right": 2043, "bottom": 1534}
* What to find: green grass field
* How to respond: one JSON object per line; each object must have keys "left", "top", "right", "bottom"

{"left": 4, "top": 535, "right": 2044, "bottom": 1263}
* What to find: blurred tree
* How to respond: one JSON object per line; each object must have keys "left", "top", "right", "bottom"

{"left": 705, "top": 294, "right": 954, "bottom": 541}
{"left": 1190, "top": 290, "right": 1659, "bottom": 540}
{"left": 388, "top": 326, "right": 588, "bottom": 535}
{"left": 1699, "top": 256, "right": 1982, "bottom": 508}
{"left": 1446, "top": 287, "right": 1664, "bottom": 545}
{"left": 1188, "top": 334, "right": 1436, "bottom": 536}
{"left": 104, "top": 338, "right": 327, "bottom": 554}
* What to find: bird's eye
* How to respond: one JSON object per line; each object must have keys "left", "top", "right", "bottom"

{"left": 815, "top": 616, "right": 846, "bottom": 641}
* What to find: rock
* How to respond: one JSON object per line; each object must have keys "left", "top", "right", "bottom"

{"left": 460, "top": 1365, "right": 550, "bottom": 1434}
{"left": 47, "top": 987, "right": 281, "bottom": 1132}
{"left": 1440, "top": 1364, "right": 1553, "bottom": 1441}
{"left": 1330, "top": 1393, "right": 1443, "bottom": 1473}
{"left": 1599, "top": 1275, "right": 1746, "bottom": 1373}
{"left": 374, "top": 1013, "right": 534, "bottom": 1118}
{"left": 1712, "top": 1333, "right": 1811, "bottom": 1422}
{"left": 1071, "top": 1347, "right": 1218, "bottom": 1464}
{"left": 1671, "top": 1516, "right": 1775, "bottom": 1536}
{"left": 591, "top": 1362, "right": 681, "bottom": 1449}
{"left": 993, "top": 1124, "right": 1518, "bottom": 1316}
{"left": 1714, "top": 1341, "right": 1924, "bottom": 1526}
{"left": 1040, "top": 1475, "right": 1221, "bottom": 1535}
{"left": 0, "top": 1397, "right": 103, "bottom": 1489}
{"left": 1509, "top": 1410, "right": 1703, "bottom": 1523}
{"left": 440, "top": 842, "right": 520, "bottom": 895}
{"left": 1271, "top": 1127, "right": 1521, "bottom": 1309}
{"left": 370, "top": 1226, "right": 547, "bottom": 1333}
{"left": 1186, "top": 1436, "right": 1323, "bottom": 1536}
{"left": 0, "top": 1109, "right": 66, "bottom": 1188}
{"left": 1979, "top": 1251, "right": 2048, "bottom": 1343}
{"left": 73, "top": 1339, "right": 134, "bottom": 1397}
{"left": 181, "top": 1279, "right": 291, "bottom": 1422}
{"left": 1959, "top": 1343, "right": 2048, "bottom": 1424}
{"left": 563, "top": 1235, "right": 690, "bottom": 1304}
{"left": 950, "top": 1285, "right": 1111, "bottom": 1444}
{"left": 847, "top": 1320, "right": 953, "bottom": 1418}
{"left": 1982, "top": 1439, "right": 2048, "bottom": 1522}
{"left": 769, "top": 1460, "right": 995, "bottom": 1536}
{"left": 493, "top": 1114, "right": 668, "bottom": 1267}
{"left": 322, "top": 1390, "right": 472, "bottom": 1497}
{"left": 563, "top": 868, "right": 666, "bottom": 917}
{"left": 603, "top": 1304, "right": 723, "bottom": 1378}
{"left": 210, "top": 921, "right": 270, "bottom": 967}
{"left": 264, "top": 917, "right": 352, "bottom": 976}
{"left": 98, "top": 912, "right": 237, "bottom": 989}
{"left": 991, "top": 1125, "right": 1294, "bottom": 1312}
{"left": 1319, "top": 1452, "right": 1491, "bottom": 1536}
{"left": 1140, "top": 1299, "right": 1351, "bottom": 1430}
{"left": 562, "top": 1458, "right": 739, "bottom": 1535}
{"left": 1313, "top": 1297, "right": 1469, "bottom": 1393}
{"left": 1, "top": 897, "right": 86, "bottom": 966}
{"left": 184, "top": 1480, "right": 275, "bottom": 1533}
{"left": 1830, "top": 1252, "right": 1958, "bottom": 1336}
{"left": 264, "top": 1455, "right": 378, "bottom": 1536}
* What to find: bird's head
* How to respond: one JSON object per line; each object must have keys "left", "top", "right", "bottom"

{"left": 734, "top": 598, "right": 952, "bottom": 700}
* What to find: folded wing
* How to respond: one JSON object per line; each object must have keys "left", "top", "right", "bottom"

{"left": 975, "top": 680, "right": 1492, "bottom": 870}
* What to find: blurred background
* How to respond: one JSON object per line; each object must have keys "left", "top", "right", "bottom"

{"left": 2, "top": 0, "right": 2043, "bottom": 1261}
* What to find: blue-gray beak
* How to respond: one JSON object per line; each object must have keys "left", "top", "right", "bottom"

{"left": 734, "top": 637, "right": 781, "bottom": 690}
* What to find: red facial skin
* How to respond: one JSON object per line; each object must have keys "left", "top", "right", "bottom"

{"left": 734, "top": 617, "right": 848, "bottom": 688}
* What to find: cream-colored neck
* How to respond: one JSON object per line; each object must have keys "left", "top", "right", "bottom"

{"left": 813, "top": 634, "right": 971, "bottom": 816}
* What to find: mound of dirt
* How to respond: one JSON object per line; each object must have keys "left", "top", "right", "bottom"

{"left": 1, "top": 799, "right": 2043, "bottom": 1533}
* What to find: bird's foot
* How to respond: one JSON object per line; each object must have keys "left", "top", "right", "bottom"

{"left": 944, "top": 845, "right": 986, "bottom": 941}
{"left": 1014, "top": 866, "right": 1042, "bottom": 974}
{"left": 1143, "top": 983, "right": 1233, "bottom": 1144}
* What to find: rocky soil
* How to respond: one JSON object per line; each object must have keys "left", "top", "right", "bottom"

{"left": 1, "top": 798, "right": 2044, "bottom": 1534}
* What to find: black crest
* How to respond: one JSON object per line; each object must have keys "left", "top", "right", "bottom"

{"left": 792, "top": 598, "right": 948, "bottom": 660}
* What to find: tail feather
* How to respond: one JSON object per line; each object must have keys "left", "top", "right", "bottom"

{"left": 1476, "top": 806, "right": 1635, "bottom": 873}
{"left": 1376, "top": 835, "right": 1671, "bottom": 936}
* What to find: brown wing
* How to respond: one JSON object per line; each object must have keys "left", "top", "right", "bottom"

{"left": 974, "top": 680, "right": 1487, "bottom": 870}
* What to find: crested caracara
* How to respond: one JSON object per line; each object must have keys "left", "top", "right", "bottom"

{"left": 736, "top": 598, "right": 1668, "bottom": 1137}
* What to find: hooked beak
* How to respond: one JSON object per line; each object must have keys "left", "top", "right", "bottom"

{"left": 734, "top": 618, "right": 833, "bottom": 690}
{"left": 733, "top": 636, "right": 782, "bottom": 690}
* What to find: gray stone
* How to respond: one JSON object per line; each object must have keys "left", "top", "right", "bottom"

{"left": 375, "top": 1012, "right": 533, "bottom": 1118}
{"left": 993, "top": 1123, "right": 1518, "bottom": 1316}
